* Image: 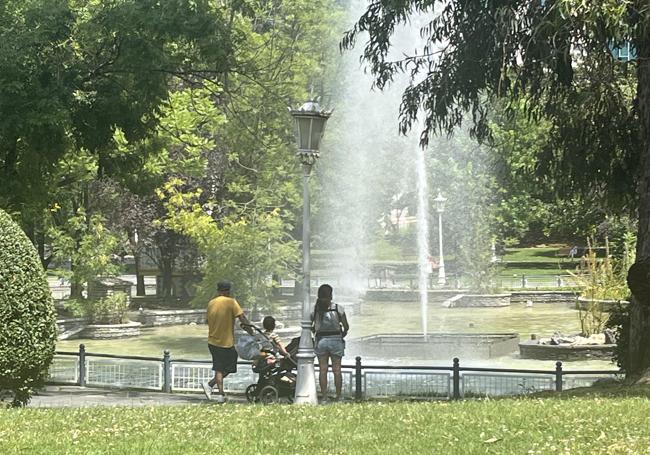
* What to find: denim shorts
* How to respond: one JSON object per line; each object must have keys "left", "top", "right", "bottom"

{"left": 314, "top": 337, "right": 345, "bottom": 358}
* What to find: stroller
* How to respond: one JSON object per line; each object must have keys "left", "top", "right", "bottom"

{"left": 239, "top": 324, "right": 299, "bottom": 404}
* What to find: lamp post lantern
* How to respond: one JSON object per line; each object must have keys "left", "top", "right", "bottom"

{"left": 290, "top": 99, "right": 331, "bottom": 405}
{"left": 434, "top": 191, "right": 447, "bottom": 286}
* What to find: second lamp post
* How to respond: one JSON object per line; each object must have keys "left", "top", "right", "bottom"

{"left": 434, "top": 191, "right": 447, "bottom": 286}
{"left": 290, "top": 99, "right": 331, "bottom": 405}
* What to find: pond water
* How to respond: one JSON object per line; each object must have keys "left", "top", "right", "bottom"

{"left": 353, "top": 300, "right": 581, "bottom": 339}
{"left": 56, "top": 300, "right": 617, "bottom": 371}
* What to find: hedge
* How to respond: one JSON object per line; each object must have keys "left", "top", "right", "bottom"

{"left": 0, "top": 209, "right": 57, "bottom": 406}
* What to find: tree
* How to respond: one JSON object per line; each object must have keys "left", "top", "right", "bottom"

{"left": 0, "top": 209, "right": 57, "bottom": 407}
{"left": 345, "top": 0, "right": 650, "bottom": 379}
{"left": 0, "top": 0, "right": 233, "bottom": 243}
{"left": 1, "top": 0, "right": 342, "bottom": 308}
{"left": 124, "top": 0, "right": 343, "bottom": 307}
{"left": 488, "top": 102, "right": 623, "bottom": 245}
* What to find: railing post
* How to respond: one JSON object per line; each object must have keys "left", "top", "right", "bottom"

{"left": 452, "top": 358, "right": 460, "bottom": 400}
{"left": 522, "top": 274, "right": 527, "bottom": 288}
{"left": 355, "top": 356, "right": 363, "bottom": 401}
{"left": 163, "top": 350, "right": 172, "bottom": 393}
{"left": 555, "top": 361, "right": 563, "bottom": 392}
{"left": 78, "top": 344, "right": 86, "bottom": 387}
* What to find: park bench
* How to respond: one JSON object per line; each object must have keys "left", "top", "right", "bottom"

{"left": 555, "top": 247, "right": 579, "bottom": 262}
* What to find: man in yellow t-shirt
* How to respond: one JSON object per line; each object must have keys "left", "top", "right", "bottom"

{"left": 202, "top": 281, "right": 252, "bottom": 402}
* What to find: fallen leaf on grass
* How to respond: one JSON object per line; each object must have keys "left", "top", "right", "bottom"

{"left": 483, "top": 437, "right": 501, "bottom": 444}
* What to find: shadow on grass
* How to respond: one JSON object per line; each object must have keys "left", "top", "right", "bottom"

{"left": 531, "top": 381, "right": 650, "bottom": 400}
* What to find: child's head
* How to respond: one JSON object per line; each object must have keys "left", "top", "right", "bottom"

{"left": 263, "top": 316, "right": 276, "bottom": 331}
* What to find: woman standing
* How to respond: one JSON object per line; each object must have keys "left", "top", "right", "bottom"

{"left": 311, "top": 284, "right": 350, "bottom": 402}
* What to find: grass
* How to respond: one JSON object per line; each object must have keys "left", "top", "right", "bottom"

{"left": 503, "top": 247, "right": 569, "bottom": 263}
{"left": 496, "top": 267, "right": 570, "bottom": 277}
{"left": 496, "top": 247, "right": 586, "bottom": 279}
{"left": 3, "top": 388, "right": 650, "bottom": 454}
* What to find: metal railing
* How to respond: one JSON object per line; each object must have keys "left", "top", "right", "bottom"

{"left": 276, "top": 274, "right": 583, "bottom": 296}
{"left": 48, "top": 345, "right": 621, "bottom": 400}
{"left": 495, "top": 274, "right": 581, "bottom": 289}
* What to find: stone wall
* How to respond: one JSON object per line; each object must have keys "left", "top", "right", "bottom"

{"left": 56, "top": 318, "right": 86, "bottom": 333}
{"left": 56, "top": 318, "right": 87, "bottom": 340}
{"left": 128, "top": 309, "right": 206, "bottom": 327}
{"left": 364, "top": 289, "right": 467, "bottom": 303}
{"left": 576, "top": 297, "right": 628, "bottom": 312}
{"left": 87, "top": 278, "right": 133, "bottom": 303}
{"left": 511, "top": 291, "right": 577, "bottom": 306}
{"left": 519, "top": 340, "right": 615, "bottom": 361}
{"left": 444, "top": 294, "right": 511, "bottom": 308}
{"left": 347, "top": 333, "right": 520, "bottom": 360}
{"left": 80, "top": 321, "right": 142, "bottom": 339}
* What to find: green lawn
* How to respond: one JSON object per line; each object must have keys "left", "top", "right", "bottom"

{"left": 3, "top": 389, "right": 650, "bottom": 454}
{"left": 496, "top": 266, "right": 570, "bottom": 277}
{"left": 496, "top": 247, "right": 585, "bottom": 278}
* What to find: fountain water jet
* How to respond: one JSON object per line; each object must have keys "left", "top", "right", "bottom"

{"left": 317, "top": 0, "right": 430, "bottom": 305}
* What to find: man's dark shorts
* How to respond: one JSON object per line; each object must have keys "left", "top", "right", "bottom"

{"left": 208, "top": 344, "right": 238, "bottom": 374}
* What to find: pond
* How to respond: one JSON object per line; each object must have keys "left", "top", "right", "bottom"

{"left": 56, "top": 300, "right": 617, "bottom": 371}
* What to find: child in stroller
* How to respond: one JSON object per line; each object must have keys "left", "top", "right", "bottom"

{"left": 244, "top": 317, "right": 300, "bottom": 403}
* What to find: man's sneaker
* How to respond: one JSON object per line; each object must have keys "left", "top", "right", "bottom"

{"left": 214, "top": 393, "right": 226, "bottom": 403}
{"left": 201, "top": 382, "right": 212, "bottom": 400}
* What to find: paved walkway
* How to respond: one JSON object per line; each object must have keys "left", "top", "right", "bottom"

{"left": 29, "top": 385, "right": 244, "bottom": 408}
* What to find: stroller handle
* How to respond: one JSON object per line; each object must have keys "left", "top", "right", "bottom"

{"left": 240, "top": 322, "right": 265, "bottom": 334}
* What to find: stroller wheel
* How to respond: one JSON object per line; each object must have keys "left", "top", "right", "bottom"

{"left": 245, "top": 384, "right": 259, "bottom": 403}
{"left": 259, "top": 385, "right": 279, "bottom": 404}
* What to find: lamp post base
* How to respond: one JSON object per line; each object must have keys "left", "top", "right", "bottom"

{"left": 293, "top": 322, "right": 318, "bottom": 405}
{"left": 438, "top": 267, "right": 446, "bottom": 286}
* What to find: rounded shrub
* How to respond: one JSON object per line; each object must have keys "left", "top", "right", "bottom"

{"left": 0, "top": 209, "right": 57, "bottom": 406}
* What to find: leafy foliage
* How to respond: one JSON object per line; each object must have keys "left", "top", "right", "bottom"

{"left": 0, "top": 0, "right": 233, "bottom": 214}
{"left": 571, "top": 239, "right": 634, "bottom": 302}
{"left": 66, "top": 292, "right": 129, "bottom": 325}
{"left": 0, "top": 210, "right": 57, "bottom": 407}
{"left": 606, "top": 302, "right": 631, "bottom": 371}
{"left": 158, "top": 180, "right": 299, "bottom": 314}
{"left": 570, "top": 239, "right": 633, "bottom": 336}
{"left": 1, "top": 0, "right": 342, "bottom": 307}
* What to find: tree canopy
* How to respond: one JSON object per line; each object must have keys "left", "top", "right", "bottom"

{"left": 0, "top": 0, "right": 342, "bottom": 310}
{"left": 345, "top": 0, "right": 650, "bottom": 378}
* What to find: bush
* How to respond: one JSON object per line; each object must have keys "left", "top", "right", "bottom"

{"left": 569, "top": 239, "right": 632, "bottom": 337}
{"left": 88, "top": 292, "right": 129, "bottom": 324}
{"left": 0, "top": 210, "right": 57, "bottom": 406}
{"left": 65, "top": 292, "right": 129, "bottom": 324}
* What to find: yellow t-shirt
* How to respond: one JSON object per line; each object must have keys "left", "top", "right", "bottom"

{"left": 207, "top": 295, "right": 243, "bottom": 348}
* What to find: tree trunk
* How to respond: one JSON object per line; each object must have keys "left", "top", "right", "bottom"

{"left": 628, "top": 35, "right": 650, "bottom": 378}
{"left": 69, "top": 256, "right": 84, "bottom": 300}
{"left": 159, "top": 251, "right": 174, "bottom": 300}
{"left": 134, "top": 252, "right": 146, "bottom": 296}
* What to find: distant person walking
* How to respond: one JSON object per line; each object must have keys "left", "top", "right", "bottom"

{"left": 202, "top": 281, "right": 252, "bottom": 403}
{"left": 311, "top": 284, "right": 349, "bottom": 402}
